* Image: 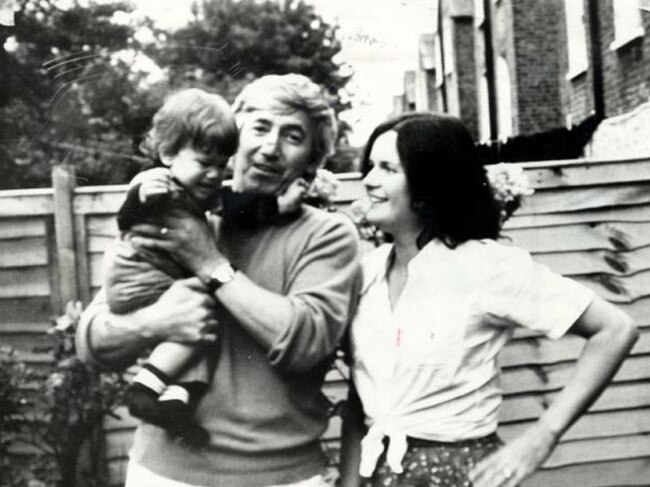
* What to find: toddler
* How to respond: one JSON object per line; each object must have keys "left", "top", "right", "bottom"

{"left": 105, "top": 88, "right": 306, "bottom": 445}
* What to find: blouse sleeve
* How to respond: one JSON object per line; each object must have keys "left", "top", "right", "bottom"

{"left": 482, "top": 245, "right": 595, "bottom": 339}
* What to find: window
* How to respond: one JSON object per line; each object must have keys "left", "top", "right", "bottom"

{"left": 495, "top": 56, "right": 513, "bottom": 141}
{"left": 442, "top": 18, "right": 455, "bottom": 76}
{"left": 434, "top": 34, "right": 444, "bottom": 87}
{"left": 475, "top": 0, "right": 485, "bottom": 27}
{"left": 610, "top": 0, "right": 644, "bottom": 50}
{"left": 564, "top": 0, "right": 588, "bottom": 79}
{"left": 478, "top": 74, "right": 491, "bottom": 143}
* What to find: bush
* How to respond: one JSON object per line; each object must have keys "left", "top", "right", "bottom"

{"left": 0, "top": 303, "right": 127, "bottom": 487}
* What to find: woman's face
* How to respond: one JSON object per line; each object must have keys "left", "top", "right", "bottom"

{"left": 363, "top": 130, "right": 419, "bottom": 234}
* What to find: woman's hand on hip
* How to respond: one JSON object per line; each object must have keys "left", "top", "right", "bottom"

{"left": 138, "top": 277, "right": 219, "bottom": 343}
{"left": 130, "top": 211, "right": 224, "bottom": 277}
{"left": 468, "top": 423, "right": 558, "bottom": 487}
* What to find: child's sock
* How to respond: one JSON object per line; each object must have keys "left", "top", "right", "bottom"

{"left": 125, "top": 364, "right": 170, "bottom": 424}
{"left": 159, "top": 383, "right": 210, "bottom": 447}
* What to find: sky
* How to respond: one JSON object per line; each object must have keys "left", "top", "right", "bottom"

{"left": 130, "top": 0, "right": 438, "bottom": 145}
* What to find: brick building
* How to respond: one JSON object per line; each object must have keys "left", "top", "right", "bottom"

{"left": 404, "top": 0, "right": 650, "bottom": 159}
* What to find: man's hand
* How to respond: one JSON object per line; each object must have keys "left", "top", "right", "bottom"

{"left": 468, "top": 423, "right": 558, "bottom": 487}
{"left": 138, "top": 277, "right": 219, "bottom": 343}
{"left": 129, "top": 212, "right": 225, "bottom": 278}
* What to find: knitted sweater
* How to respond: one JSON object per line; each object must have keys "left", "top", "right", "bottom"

{"left": 78, "top": 205, "right": 361, "bottom": 486}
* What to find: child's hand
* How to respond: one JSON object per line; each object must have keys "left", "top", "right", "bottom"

{"left": 129, "top": 168, "right": 173, "bottom": 203}
{"left": 277, "top": 178, "right": 309, "bottom": 214}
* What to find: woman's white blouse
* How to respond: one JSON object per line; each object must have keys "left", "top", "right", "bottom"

{"left": 350, "top": 239, "right": 594, "bottom": 475}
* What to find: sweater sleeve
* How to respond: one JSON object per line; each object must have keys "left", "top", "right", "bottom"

{"left": 116, "top": 183, "right": 147, "bottom": 231}
{"left": 267, "top": 214, "right": 361, "bottom": 372}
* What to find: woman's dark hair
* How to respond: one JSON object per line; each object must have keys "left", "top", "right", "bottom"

{"left": 360, "top": 112, "right": 502, "bottom": 248}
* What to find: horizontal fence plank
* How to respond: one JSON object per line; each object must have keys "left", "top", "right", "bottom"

{"left": 0, "top": 189, "right": 53, "bottom": 217}
{"left": 0, "top": 322, "right": 52, "bottom": 334}
{"left": 500, "top": 407, "right": 650, "bottom": 443}
{"left": 517, "top": 183, "right": 650, "bottom": 215}
{"left": 505, "top": 203, "right": 650, "bottom": 229}
{"left": 0, "top": 218, "right": 47, "bottom": 239}
{"left": 0, "top": 237, "right": 48, "bottom": 268}
{"left": 73, "top": 186, "right": 126, "bottom": 215}
{"left": 524, "top": 457, "right": 650, "bottom": 487}
{"left": 0, "top": 331, "right": 57, "bottom": 352}
{"left": 575, "top": 269, "right": 650, "bottom": 303}
{"left": 520, "top": 157, "right": 650, "bottom": 189}
{"left": 530, "top": 245, "right": 650, "bottom": 277}
{"left": 0, "top": 297, "right": 54, "bottom": 323}
{"left": 500, "top": 355, "right": 649, "bottom": 395}
{"left": 502, "top": 221, "right": 650, "bottom": 253}
{"left": 502, "top": 326, "right": 650, "bottom": 367}
{"left": 86, "top": 215, "right": 119, "bottom": 237}
{"left": 616, "top": 296, "right": 650, "bottom": 325}
{"left": 87, "top": 235, "right": 117, "bottom": 255}
{"left": 541, "top": 433, "right": 650, "bottom": 470}
{"left": 499, "top": 382, "right": 650, "bottom": 423}
{"left": 0, "top": 267, "right": 50, "bottom": 298}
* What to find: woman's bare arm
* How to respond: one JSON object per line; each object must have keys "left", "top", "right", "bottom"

{"left": 470, "top": 296, "right": 638, "bottom": 487}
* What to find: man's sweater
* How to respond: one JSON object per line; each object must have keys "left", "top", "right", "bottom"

{"left": 79, "top": 205, "right": 361, "bottom": 487}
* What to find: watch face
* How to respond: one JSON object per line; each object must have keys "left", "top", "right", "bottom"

{"left": 212, "top": 263, "right": 235, "bottom": 283}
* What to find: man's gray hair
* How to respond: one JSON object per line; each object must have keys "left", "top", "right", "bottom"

{"left": 232, "top": 74, "right": 338, "bottom": 171}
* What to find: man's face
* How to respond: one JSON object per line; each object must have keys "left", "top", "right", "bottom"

{"left": 232, "top": 104, "right": 314, "bottom": 195}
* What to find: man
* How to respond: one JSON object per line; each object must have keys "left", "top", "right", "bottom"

{"left": 76, "top": 74, "right": 360, "bottom": 487}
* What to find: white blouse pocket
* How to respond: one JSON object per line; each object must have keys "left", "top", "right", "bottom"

{"left": 400, "top": 322, "right": 463, "bottom": 367}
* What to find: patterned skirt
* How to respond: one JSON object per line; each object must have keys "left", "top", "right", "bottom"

{"left": 360, "top": 434, "right": 502, "bottom": 487}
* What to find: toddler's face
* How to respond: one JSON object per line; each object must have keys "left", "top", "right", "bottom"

{"left": 161, "top": 146, "right": 229, "bottom": 203}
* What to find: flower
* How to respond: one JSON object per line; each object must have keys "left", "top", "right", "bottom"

{"left": 486, "top": 163, "right": 534, "bottom": 203}
{"left": 307, "top": 168, "right": 339, "bottom": 204}
{"left": 486, "top": 163, "right": 534, "bottom": 222}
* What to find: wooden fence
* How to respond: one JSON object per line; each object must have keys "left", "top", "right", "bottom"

{"left": 1, "top": 158, "right": 650, "bottom": 486}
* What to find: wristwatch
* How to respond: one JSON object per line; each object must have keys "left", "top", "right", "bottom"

{"left": 206, "top": 261, "right": 237, "bottom": 294}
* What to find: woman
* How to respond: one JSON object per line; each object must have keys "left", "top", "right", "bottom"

{"left": 339, "top": 113, "right": 638, "bottom": 487}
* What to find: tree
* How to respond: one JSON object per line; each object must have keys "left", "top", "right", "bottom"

{"left": 152, "top": 0, "right": 351, "bottom": 111}
{"left": 0, "top": 0, "right": 356, "bottom": 190}
{"left": 0, "top": 0, "right": 161, "bottom": 189}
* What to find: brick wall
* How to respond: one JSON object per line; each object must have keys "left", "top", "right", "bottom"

{"left": 598, "top": 1, "right": 650, "bottom": 118}
{"left": 511, "top": 0, "right": 564, "bottom": 134}
{"left": 454, "top": 16, "right": 479, "bottom": 139}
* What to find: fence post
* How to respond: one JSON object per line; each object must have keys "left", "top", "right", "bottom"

{"left": 52, "top": 164, "right": 79, "bottom": 312}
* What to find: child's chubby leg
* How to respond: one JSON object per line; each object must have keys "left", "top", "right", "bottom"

{"left": 126, "top": 342, "right": 211, "bottom": 445}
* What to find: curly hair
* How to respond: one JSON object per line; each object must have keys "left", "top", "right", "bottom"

{"left": 140, "top": 88, "right": 238, "bottom": 161}
{"left": 232, "top": 74, "right": 338, "bottom": 172}
{"left": 360, "top": 112, "right": 502, "bottom": 248}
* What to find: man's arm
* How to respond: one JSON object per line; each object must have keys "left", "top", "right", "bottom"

{"left": 130, "top": 213, "right": 361, "bottom": 372}
{"left": 76, "top": 278, "right": 219, "bottom": 371}
{"left": 215, "top": 218, "right": 361, "bottom": 371}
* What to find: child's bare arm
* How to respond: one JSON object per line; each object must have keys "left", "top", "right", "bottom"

{"left": 130, "top": 167, "right": 174, "bottom": 203}
{"left": 277, "top": 178, "right": 309, "bottom": 214}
